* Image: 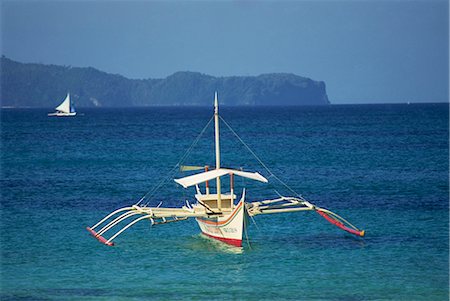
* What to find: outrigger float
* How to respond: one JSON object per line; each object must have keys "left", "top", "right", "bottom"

{"left": 87, "top": 93, "right": 364, "bottom": 247}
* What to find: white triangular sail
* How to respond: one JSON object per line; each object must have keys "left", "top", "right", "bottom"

{"left": 55, "top": 93, "right": 71, "bottom": 113}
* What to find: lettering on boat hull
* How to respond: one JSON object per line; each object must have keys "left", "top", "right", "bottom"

{"left": 196, "top": 200, "right": 245, "bottom": 247}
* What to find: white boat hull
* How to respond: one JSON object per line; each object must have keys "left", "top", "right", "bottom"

{"left": 48, "top": 112, "right": 77, "bottom": 117}
{"left": 195, "top": 199, "right": 246, "bottom": 247}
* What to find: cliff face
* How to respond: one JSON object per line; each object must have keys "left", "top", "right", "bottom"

{"left": 1, "top": 57, "right": 329, "bottom": 107}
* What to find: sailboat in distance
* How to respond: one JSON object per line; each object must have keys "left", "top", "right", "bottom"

{"left": 48, "top": 93, "right": 76, "bottom": 117}
{"left": 87, "top": 92, "right": 364, "bottom": 248}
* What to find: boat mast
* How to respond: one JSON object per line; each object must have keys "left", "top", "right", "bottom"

{"left": 214, "top": 92, "right": 222, "bottom": 210}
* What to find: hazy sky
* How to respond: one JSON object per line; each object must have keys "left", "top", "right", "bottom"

{"left": 1, "top": 0, "right": 448, "bottom": 104}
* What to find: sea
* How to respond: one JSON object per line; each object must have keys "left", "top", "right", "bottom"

{"left": 1, "top": 104, "right": 448, "bottom": 301}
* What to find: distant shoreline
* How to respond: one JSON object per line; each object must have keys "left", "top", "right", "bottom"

{"left": 1, "top": 102, "right": 448, "bottom": 110}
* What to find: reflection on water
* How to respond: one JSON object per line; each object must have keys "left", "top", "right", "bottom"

{"left": 186, "top": 234, "right": 244, "bottom": 254}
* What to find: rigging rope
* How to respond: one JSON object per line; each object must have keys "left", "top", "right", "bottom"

{"left": 218, "top": 118, "right": 364, "bottom": 236}
{"left": 219, "top": 116, "right": 306, "bottom": 201}
{"left": 137, "top": 113, "right": 306, "bottom": 207}
{"left": 136, "top": 115, "right": 214, "bottom": 206}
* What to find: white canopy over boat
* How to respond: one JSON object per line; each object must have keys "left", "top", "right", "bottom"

{"left": 174, "top": 168, "right": 268, "bottom": 188}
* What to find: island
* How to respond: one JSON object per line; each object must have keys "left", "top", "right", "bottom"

{"left": 1, "top": 56, "right": 330, "bottom": 107}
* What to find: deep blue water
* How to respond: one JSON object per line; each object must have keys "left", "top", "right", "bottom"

{"left": 1, "top": 104, "right": 448, "bottom": 300}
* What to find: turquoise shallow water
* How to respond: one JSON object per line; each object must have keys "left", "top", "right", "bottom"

{"left": 1, "top": 104, "right": 448, "bottom": 300}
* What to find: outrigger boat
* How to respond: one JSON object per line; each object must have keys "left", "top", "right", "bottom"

{"left": 87, "top": 93, "right": 364, "bottom": 247}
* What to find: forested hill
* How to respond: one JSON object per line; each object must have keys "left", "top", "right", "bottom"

{"left": 1, "top": 57, "right": 329, "bottom": 107}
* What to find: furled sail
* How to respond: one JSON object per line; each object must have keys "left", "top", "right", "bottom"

{"left": 180, "top": 165, "right": 205, "bottom": 172}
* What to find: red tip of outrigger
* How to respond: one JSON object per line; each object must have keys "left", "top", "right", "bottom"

{"left": 316, "top": 210, "right": 365, "bottom": 237}
{"left": 86, "top": 227, "right": 115, "bottom": 246}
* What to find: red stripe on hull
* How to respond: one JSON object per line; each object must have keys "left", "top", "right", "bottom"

{"left": 201, "top": 231, "right": 243, "bottom": 247}
{"left": 86, "top": 227, "right": 114, "bottom": 246}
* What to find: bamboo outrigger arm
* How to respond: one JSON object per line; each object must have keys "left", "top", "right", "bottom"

{"left": 246, "top": 197, "right": 315, "bottom": 215}
{"left": 86, "top": 204, "right": 207, "bottom": 246}
{"left": 247, "top": 197, "right": 365, "bottom": 237}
